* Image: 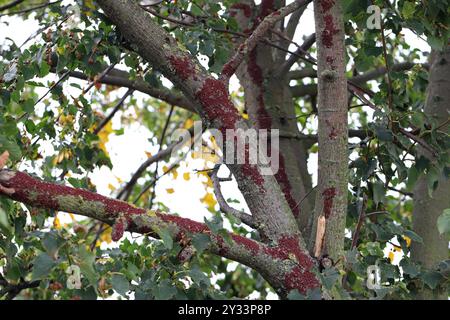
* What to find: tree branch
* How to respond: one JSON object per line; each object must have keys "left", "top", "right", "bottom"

{"left": 277, "top": 33, "right": 316, "bottom": 78}
{"left": 0, "top": 272, "right": 40, "bottom": 300}
{"left": 93, "top": 88, "right": 134, "bottom": 135}
{"left": 96, "top": 0, "right": 302, "bottom": 243}
{"left": 0, "top": 168, "right": 320, "bottom": 297}
{"left": 210, "top": 169, "right": 256, "bottom": 228}
{"left": 290, "top": 62, "right": 424, "bottom": 96}
{"left": 54, "top": 68, "right": 196, "bottom": 112}
{"left": 221, "top": 0, "right": 312, "bottom": 81}
{"left": 0, "top": 0, "right": 25, "bottom": 12}
{"left": 0, "top": 0, "right": 62, "bottom": 17}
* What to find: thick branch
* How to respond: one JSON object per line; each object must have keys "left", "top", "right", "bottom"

{"left": 58, "top": 68, "right": 196, "bottom": 112}
{"left": 0, "top": 169, "right": 320, "bottom": 297}
{"left": 96, "top": 0, "right": 302, "bottom": 243}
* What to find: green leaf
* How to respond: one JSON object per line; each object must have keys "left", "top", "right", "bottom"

{"left": 153, "top": 279, "right": 176, "bottom": 300}
{"left": 437, "top": 208, "right": 450, "bottom": 235}
{"left": 400, "top": 259, "right": 420, "bottom": 278}
{"left": 402, "top": 1, "right": 416, "bottom": 19}
{"left": 0, "top": 206, "right": 12, "bottom": 236}
{"left": 421, "top": 271, "right": 443, "bottom": 289}
{"left": 375, "top": 127, "right": 393, "bottom": 142}
{"left": 111, "top": 274, "right": 130, "bottom": 296}
{"left": 191, "top": 233, "right": 210, "bottom": 255}
{"left": 372, "top": 182, "right": 386, "bottom": 205}
{"left": 156, "top": 227, "right": 173, "bottom": 250}
{"left": 42, "top": 232, "right": 64, "bottom": 258}
{"left": 403, "top": 230, "right": 423, "bottom": 244}
{"left": 78, "top": 245, "right": 98, "bottom": 288}
{"left": 31, "top": 253, "right": 55, "bottom": 280}
{"left": 0, "top": 136, "right": 22, "bottom": 162}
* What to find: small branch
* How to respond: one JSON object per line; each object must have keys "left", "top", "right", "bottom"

{"left": 220, "top": 0, "right": 311, "bottom": 81}
{"left": 50, "top": 66, "right": 195, "bottom": 112}
{"left": 148, "top": 105, "right": 175, "bottom": 208}
{"left": 117, "top": 126, "right": 196, "bottom": 200}
{"left": 93, "top": 88, "right": 134, "bottom": 135}
{"left": 351, "top": 194, "right": 368, "bottom": 250}
{"left": 387, "top": 186, "right": 414, "bottom": 197}
{"left": 0, "top": 273, "right": 40, "bottom": 300}
{"left": 277, "top": 33, "right": 316, "bottom": 78}
{"left": 210, "top": 169, "right": 256, "bottom": 228}
{"left": 0, "top": 0, "right": 25, "bottom": 12}
{"left": 0, "top": 0, "right": 62, "bottom": 17}
{"left": 82, "top": 57, "right": 124, "bottom": 94}
{"left": 398, "top": 127, "right": 438, "bottom": 158}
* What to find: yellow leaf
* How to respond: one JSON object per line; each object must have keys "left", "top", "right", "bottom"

{"left": 201, "top": 192, "right": 217, "bottom": 211}
{"left": 69, "top": 213, "right": 76, "bottom": 221}
{"left": 171, "top": 168, "right": 178, "bottom": 179}
{"left": 242, "top": 111, "right": 249, "bottom": 120}
{"left": 162, "top": 165, "right": 170, "bottom": 173}
{"left": 99, "top": 227, "right": 112, "bottom": 244}
{"left": 145, "top": 151, "right": 153, "bottom": 158}
{"left": 388, "top": 251, "right": 395, "bottom": 263}
{"left": 53, "top": 215, "right": 61, "bottom": 230}
{"left": 183, "top": 118, "right": 194, "bottom": 129}
{"left": 97, "top": 122, "right": 113, "bottom": 156}
{"left": 403, "top": 236, "right": 411, "bottom": 247}
{"left": 166, "top": 188, "right": 175, "bottom": 194}
{"left": 183, "top": 172, "right": 190, "bottom": 181}
{"left": 108, "top": 183, "right": 116, "bottom": 192}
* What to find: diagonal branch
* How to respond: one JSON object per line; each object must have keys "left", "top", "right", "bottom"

{"left": 210, "top": 169, "right": 256, "bottom": 228}
{"left": 117, "top": 126, "right": 197, "bottom": 201}
{"left": 220, "top": 0, "right": 312, "bottom": 81}
{"left": 0, "top": 272, "right": 40, "bottom": 300}
{"left": 276, "top": 33, "right": 316, "bottom": 78}
{"left": 0, "top": 167, "right": 320, "bottom": 297}
{"left": 0, "top": 0, "right": 62, "bottom": 17}
{"left": 93, "top": 88, "right": 134, "bottom": 135}
{"left": 0, "top": 0, "right": 25, "bottom": 12}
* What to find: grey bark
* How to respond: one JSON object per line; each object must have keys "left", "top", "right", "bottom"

{"left": 310, "top": 0, "right": 348, "bottom": 261}
{"left": 411, "top": 47, "right": 450, "bottom": 300}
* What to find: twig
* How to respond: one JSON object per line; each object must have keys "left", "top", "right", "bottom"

{"left": 0, "top": 0, "right": 25, "bottom": 12}
{"left": 148, "top": 105, "right": 175, "bottom": 208}
{"left": 398, "top": 127, "right": 437, "bottom": 158}
{"left": 351, "top": 194, "right": 368, "bottom": 250}
{"left": 220, "top": 0, "right": 311, "bottom": 81}
{"left": 117, "top": 126, "right": 195, "bottom": 200}
{"left": 82, "top": 56, "right": 124, "bottom": 94}
{"left": 210, "top": 168, "right": 256, "bottom": 228}
{"left": 93, "top": 88, "right": 134, "bottom": 135}
{"left": 0, "top": 0, "right": 62, "bottom": 17}
{"left": 387, "top": 186, "right": 413, "bottom": 197}
{"left": 0, "top": 273, "right": 40, "bottom": 300}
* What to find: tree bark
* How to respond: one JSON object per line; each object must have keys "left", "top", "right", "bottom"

{"left": 411, "top": 47, "right": 450, "bottom": 300}
{"left": 310, "top": 0, "right": 348, "bottom": 261}
{"left": 0, "top": 169, "right": 320, "bottom": 297}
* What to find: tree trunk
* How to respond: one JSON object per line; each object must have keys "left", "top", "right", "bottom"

{"left": 411, "top": 47, "right": 450, "bottom": 300}
{"left": 309, "top": 0, "right": 348, "bottom": 261}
